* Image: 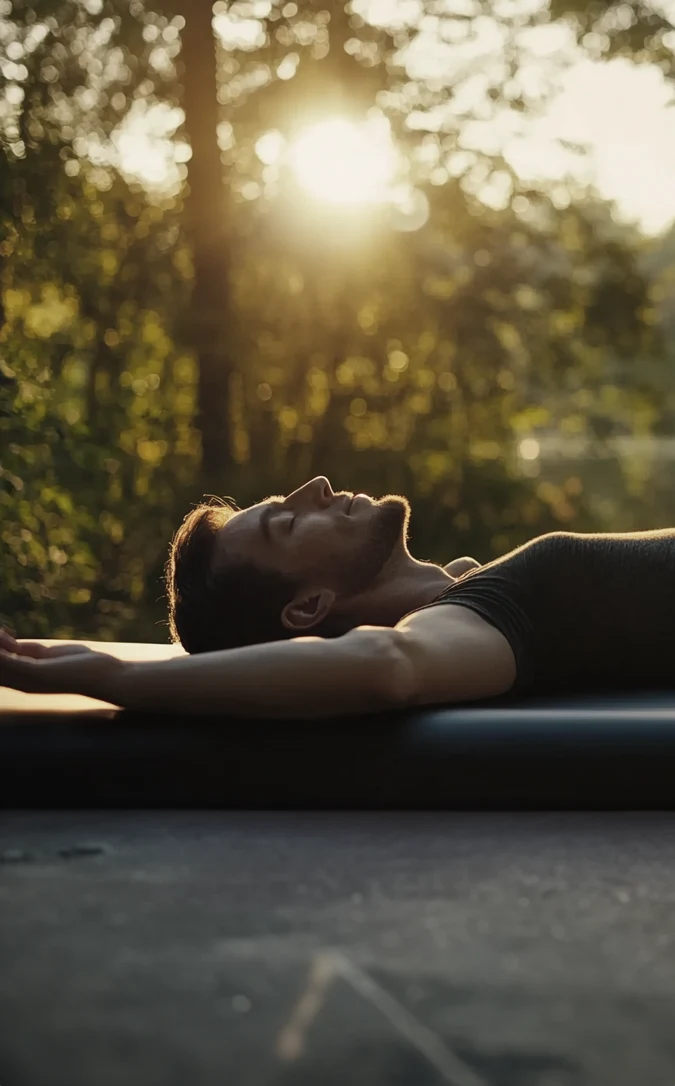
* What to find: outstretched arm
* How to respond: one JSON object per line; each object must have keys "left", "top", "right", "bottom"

{"left": 0, "top": 628, "right": 411, "bottom": 718}
{"left": 1, "top": 605, "right": 515, "bottom": 717}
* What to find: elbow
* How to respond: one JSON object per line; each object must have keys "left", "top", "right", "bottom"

{"left": 363, "top": 629, "right": 418, "bottom": 711}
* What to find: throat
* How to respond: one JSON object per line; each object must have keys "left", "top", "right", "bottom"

{"left": 362, "top": 562, "right": 453, "bottom": 627}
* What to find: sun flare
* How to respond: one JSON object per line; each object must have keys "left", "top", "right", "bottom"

{"left": 287, "top": 117, "right": 398, "bottom": 205}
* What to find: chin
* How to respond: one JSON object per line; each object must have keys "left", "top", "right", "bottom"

{"left": 339, "top": 493, "right": 410, "bottom": 594}
{"left": 374, "top": 494, "right": 411, "bottom": 546}
{"left": 376, "top": 492, "right": 410, "bottom": 517}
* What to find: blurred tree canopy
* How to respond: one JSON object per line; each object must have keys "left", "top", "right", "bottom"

{"left": 1, "top": 0, "right": 673, "bottom": 640}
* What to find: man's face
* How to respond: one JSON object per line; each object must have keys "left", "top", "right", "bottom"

{"left": 215, "top": 476, "right": 410, "bottom": 598}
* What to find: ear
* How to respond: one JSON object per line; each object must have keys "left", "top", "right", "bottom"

{"left": 281, "top": 587, "right": 336, "bottom": 633}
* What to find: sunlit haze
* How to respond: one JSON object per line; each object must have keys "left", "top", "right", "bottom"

{"left": 105, "top": 13, "right": 675, "bottom": 238}
{"left": 508, "top": 57, "right": 675, "bottom": 236}
{"left": 286, "top": 117, "right": 398, "bottom": 204}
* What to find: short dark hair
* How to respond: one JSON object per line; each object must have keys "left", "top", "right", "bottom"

{"left": 165, "top": 498, "right": 303, "bottom": 653}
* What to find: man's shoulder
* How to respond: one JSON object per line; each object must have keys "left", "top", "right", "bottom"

{"left": 391, "top": 603, "right": 517, "bottom": 705}
{"left": 443, "top": 556, "right": 481, "bottom": 577}
{"left": 486, "top": 527, "right": 581, "bottom": 569}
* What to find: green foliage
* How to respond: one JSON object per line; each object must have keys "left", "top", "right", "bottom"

{"left": 1, "top": 2, "right": 195, "bottom": 637}
{"left": 0, "top": 160, "right": 199, "bottom": 637}
{"left": 1, "top": 0, "right": 673, "bottom": 638}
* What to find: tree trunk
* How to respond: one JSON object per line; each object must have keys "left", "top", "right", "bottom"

{"left": 178, "top": 0, "right": 235, "bottom": 492}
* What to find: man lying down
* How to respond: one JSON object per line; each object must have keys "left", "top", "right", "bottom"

{"left": 2, "top": 475, "right": 675, "bottom": 715}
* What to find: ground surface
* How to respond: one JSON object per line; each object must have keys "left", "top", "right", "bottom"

{"left": 2, "top": 811, "right": 675, "bottom": 1086}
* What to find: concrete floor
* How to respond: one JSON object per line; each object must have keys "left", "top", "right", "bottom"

{"left": 2, "top": 812, "right": 675, "bottom": 1086}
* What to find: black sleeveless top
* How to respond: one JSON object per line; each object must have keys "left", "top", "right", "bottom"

{"left": 419, "top": 529, "right": 675, "bottom": 694}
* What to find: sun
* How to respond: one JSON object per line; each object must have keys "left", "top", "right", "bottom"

{"left": 287, "top": 117, "right": 398, "bottom": 205}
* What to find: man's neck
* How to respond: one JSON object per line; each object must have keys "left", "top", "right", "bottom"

{"left": 343, "top": 554, "right": 454, "bottom": 628}
{"left": 388, "top": 555, "right": 456, "bottom": 622}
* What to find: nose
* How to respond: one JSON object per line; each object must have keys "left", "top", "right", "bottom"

{"left": 286, "top": 476, "right": 334, "bottom": 509}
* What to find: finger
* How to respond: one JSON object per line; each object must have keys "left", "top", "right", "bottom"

{"left": 0, "top": 651, "right": 43, "bottom": 692}
{"left": 0, "top": 629, "right": 18, "bottom": 650}
{"left": 9, "top": 641, "right": 89, "bottom": 660}
{"left": 7, "top": 640, "right": 52, "bottom": 659}
{"left": 40, "top": 644, "right": 96, "bottom": 658}
{"left": 0, "top": 648, "right": 32, "bottom": 668}
{"left": 0, "top": 651, "right": 67, "bottom": 695}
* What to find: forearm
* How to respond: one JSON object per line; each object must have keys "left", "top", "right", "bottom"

{"left": 118, "top": 629, "right": 403, "bottom": 718}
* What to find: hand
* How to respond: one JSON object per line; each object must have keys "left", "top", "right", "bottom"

{"left": 0, "top": 629, "right": 124, "bottom": 701}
